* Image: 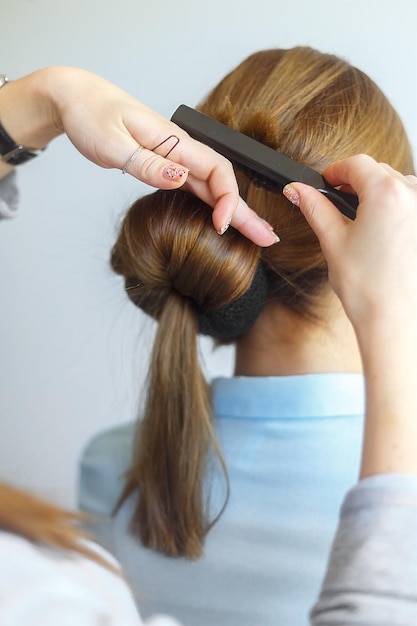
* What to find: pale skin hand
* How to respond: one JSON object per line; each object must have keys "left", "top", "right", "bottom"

{"left": 0, "top": 66, "right": 277, "bottom": 246}
{"left": 283, "top": 155, "right": 417, "bottom": 478}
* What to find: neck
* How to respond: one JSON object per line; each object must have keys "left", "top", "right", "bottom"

{"left": 234, "top": 291, "right": 362, "bottom": 377}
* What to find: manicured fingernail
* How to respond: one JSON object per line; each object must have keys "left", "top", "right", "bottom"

{"left": 217, "top": 220, "right": 231, "bottom": 235}
{"left": 259, "top": 217, "right": 280, "bottom": 243}
{"left": 163, "top": 165, "right": 188, "bottom": 181}
{"left": 283, "top": 184, "right": 301, "bottom": 206}
{"left": 261, "top": 218, "right": 275, "bottom": 231}
{"left": 268, "top": 228, "right": 280, "bottom": 243}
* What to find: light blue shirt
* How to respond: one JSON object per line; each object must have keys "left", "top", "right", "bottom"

{"left": 79, "top": 373, "right": 365, "bottom": 626}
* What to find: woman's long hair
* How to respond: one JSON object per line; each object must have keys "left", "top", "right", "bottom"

{"left": 111, "top": 47, "right": 414, "bottom": 559}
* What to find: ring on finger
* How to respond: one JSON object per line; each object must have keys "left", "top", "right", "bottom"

{"left": 122, "top": 145, "right": 144, "bottom": 175}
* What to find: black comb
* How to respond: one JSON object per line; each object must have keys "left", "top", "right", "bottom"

{"left": 171, "top": 105, "right": 358, "bottom": 220}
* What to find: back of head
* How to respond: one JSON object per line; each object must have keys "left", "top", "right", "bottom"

{"left": 200, "top": 46, "right": 414, "bottom": 310}
{"left": 111, "top": 47, "right": 414, "bottom": 559}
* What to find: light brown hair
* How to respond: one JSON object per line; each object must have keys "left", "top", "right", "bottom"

{"left": 111, "top": 47, "right": 414, "bottom": 559}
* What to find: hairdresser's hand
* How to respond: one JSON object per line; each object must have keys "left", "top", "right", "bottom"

{"left": 283, "top": 154, "right": 417, "bottom": 331}
{"left": 284, "top": 154, "right": 417, "bottom": 478}
{"left": 0, "top": 67, "right": 277, "bottom": 246}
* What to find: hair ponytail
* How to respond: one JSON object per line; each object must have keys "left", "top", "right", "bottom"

{"left": 121, "top": 292, "right": 219, "bottom": 558}
{"left": 112, "top": 189, "right": 259, "bottom": 558}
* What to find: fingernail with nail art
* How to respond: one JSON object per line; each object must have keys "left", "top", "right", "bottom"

{"left": 282, "top": 184, "right": 301, "bottom": 207}
{"left": 217, "top": 220, "right": 231, "bottom": 235}
{"left": 262, "top": 218, "right": 275, "bottom": 231}
{"left": 163, "top": 165, "right": 188, "bottom": 181}
{"left": 260, "top": 217, "right": 280, "bottom": 243}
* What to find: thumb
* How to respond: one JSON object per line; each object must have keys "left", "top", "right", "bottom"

{"left": 283, "top": 183, "right": 347, "bottom": 254}
{"left": 122, "top": 144, "right": 190, "bottom": 189}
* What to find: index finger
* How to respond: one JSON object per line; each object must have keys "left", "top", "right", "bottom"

{"left": 165, "top": 134, "right": 239, "bottom": 227}
{"left": 153, "top": 127, "right": 278, "bottom": 246}
{"left": 182, "top": 164, "right": 279, "bottom": 246}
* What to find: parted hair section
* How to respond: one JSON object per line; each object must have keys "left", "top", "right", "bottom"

{"left": 111, "top": 46, "right": 414, "bottom": 559}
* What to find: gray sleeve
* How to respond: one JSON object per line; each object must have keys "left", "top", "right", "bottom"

{"left": 0, "top": 171, "right": 19, "bottom": 218}
{"left": 310, "top": 474, "right": 417, "bottom": 626}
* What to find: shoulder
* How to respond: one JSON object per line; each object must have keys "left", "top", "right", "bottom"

{"left": 81, "top": 421, "right": 136, "bottom": 464}
{"left": 78, "top": 422, "right": 135, "bottom": 517}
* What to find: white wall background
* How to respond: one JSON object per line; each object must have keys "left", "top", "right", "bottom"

{"left": 1, "top": 0, "right": 416, "bottom": 507}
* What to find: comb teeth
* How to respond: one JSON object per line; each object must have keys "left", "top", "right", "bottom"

{"left": 235, "top": 164, "right": 282, "bottom": 192}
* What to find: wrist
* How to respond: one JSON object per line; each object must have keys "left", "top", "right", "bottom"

{"left": 358, "top": 318, "right": 417, "bottom": 478}
{"left": 358, "top": 315, "right": 417, "bottom": 392}
{"left": 0, "top": 67, "right": 64, "bottom": 153}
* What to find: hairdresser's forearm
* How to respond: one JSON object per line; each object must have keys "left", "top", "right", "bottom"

{"left": 357, "top": 318, "right": 417, "bottom": 478}
{"left": 290, "top": 158, "right": 417, "bottom": 477}
{"left": 0, "top": 67, "right": 64, "bottom": 178}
